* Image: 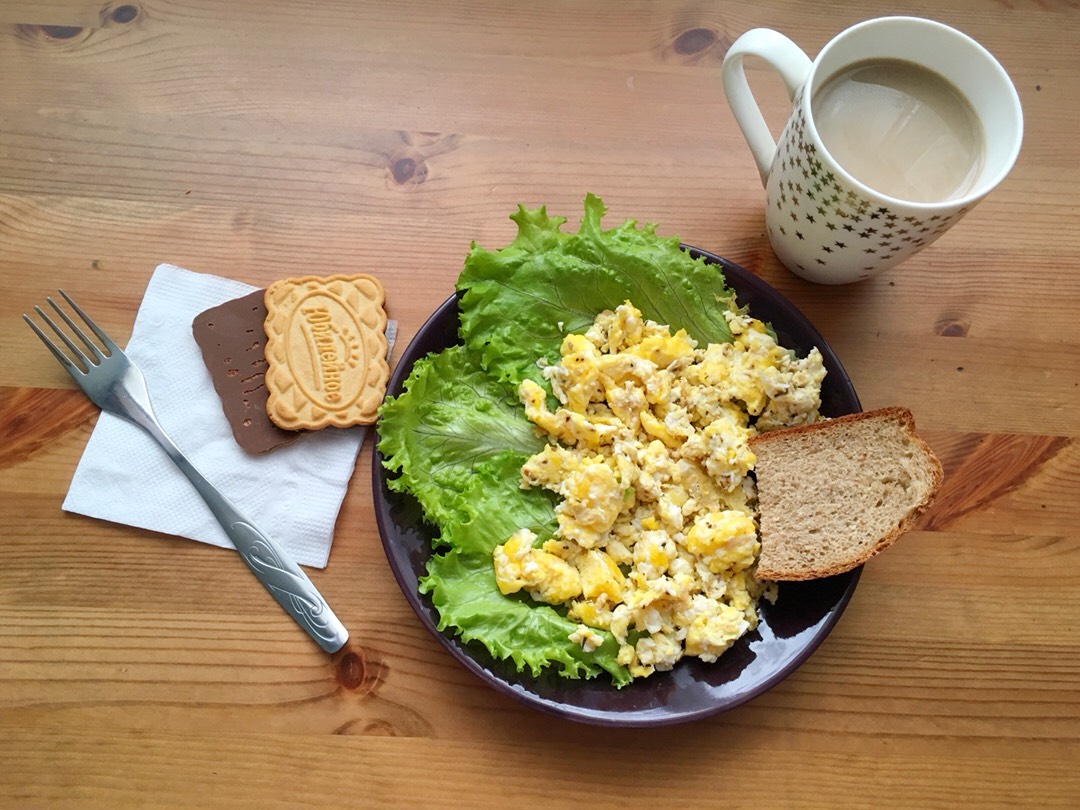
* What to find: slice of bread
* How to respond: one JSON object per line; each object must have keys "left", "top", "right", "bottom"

{"left": 750, "top": 407, "right": 942, "bottom": 580}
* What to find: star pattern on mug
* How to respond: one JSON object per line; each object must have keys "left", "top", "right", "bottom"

{"left": 766, "top": 92, "right": 970, "bottom": 279}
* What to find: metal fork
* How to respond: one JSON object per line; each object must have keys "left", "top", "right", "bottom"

{"left": 24, "top": 290, "right": 349, "bottom": 654}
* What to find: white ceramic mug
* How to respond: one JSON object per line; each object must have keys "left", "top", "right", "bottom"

{"left": 722, "top": 16, "right": 1023, "bottom": 284}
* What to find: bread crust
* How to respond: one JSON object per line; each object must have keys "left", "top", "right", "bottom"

{"left": 750, "top": 407, "right": 943, "bottom": 580}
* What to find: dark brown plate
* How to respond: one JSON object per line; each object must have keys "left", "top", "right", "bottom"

{"left": 372, "top": 247, "right": 861, "bottom": 726}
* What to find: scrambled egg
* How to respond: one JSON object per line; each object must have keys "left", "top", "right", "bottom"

{"left": 493, "top": 301, "right": 825, "bottom": 679}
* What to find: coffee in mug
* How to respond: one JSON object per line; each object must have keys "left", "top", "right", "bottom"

{"left": 813, "top": 59, "right": 984, "bottom": 204}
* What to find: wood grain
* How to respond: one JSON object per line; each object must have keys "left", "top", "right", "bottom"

{"left": 2, "top": 0, "right": 1079, "bottom": 807}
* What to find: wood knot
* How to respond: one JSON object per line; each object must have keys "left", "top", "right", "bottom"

{"left": 935, "top": 317, "right": 970, "bottom": 337}
{"left": 388, "top": 154, "right": 428, "bottom": 188}
{"left": 660, "top": 26, "right": 732, "bottom": 65}
{"left": 391, "top": 157, "right": 417, "bottom": 184}
{"left": 335, "top": 645, "right": 384, "bottom": 696}
{"left": 674, "top": 27, "right": 717, "bottom": 55}
{"left": 110, "top": 4, "right": 140, "bottom": 24}
{"left": 16, "top": 24, "right": 87, "bottom": 43}
{"left": 386, "top": 131, "right": 459, "bottom": 190}
{"left": 336, "top": 649, "right": 366, "bottom": 690}
{"left": 42, "top": 25, "right": 84, "bottom": 39}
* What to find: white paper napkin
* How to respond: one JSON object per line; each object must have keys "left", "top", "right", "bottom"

{"left": 62, "top": 264, "right": 397, "bottom": 569}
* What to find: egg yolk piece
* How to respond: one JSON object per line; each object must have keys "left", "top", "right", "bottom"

{"left": 555, "top": 460, "right": 623, "bottom": 548}
{"left": 493, "top": 529, "right": 583, "bottom": 604}
{"left": 685, "top": 603, "right": 750, "bottom": 662}
{"left": 577, "top": 549, "right": 626, "bottom": 602}
{"left": 627, "top": 330, "right": 696, "bottom": 368}
{"left": 684, "top": 511, "right": 759, "bottom": 573}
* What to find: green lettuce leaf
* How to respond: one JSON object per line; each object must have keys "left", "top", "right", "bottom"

{"left": 378, "top": 344, "right": 545, "bottom": 529}
{"left": 457, "top": 192, "right": 735, "bottom": 387}
{"left": 437, "top": 453, "right": 558, "bottom": 554}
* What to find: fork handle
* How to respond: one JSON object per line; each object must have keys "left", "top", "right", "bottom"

{"left": 124, "top": 402, "right": 349, "bottom": 653}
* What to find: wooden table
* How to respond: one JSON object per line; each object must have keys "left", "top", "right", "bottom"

{"left": 2, "top": 1, "right": 1077, "bottom": 806}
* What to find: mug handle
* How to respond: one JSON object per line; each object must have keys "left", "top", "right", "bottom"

{"left": 722, "top": 29, "right": 813, "bottom": 187}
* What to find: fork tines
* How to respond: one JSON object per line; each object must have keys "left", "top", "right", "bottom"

{"left": 23, "top": 290, "right": 118, "bottom": 375}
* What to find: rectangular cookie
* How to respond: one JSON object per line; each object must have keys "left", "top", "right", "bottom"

{"left": 192, "top": 290, "right": 301, "bottom": 454}
{"left": 263, "top": 274, "right": 390, "bottom": 430}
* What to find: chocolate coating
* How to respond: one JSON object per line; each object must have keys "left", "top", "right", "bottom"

{"left": 192, "top": 289, "right": 301, "bottom": 454}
